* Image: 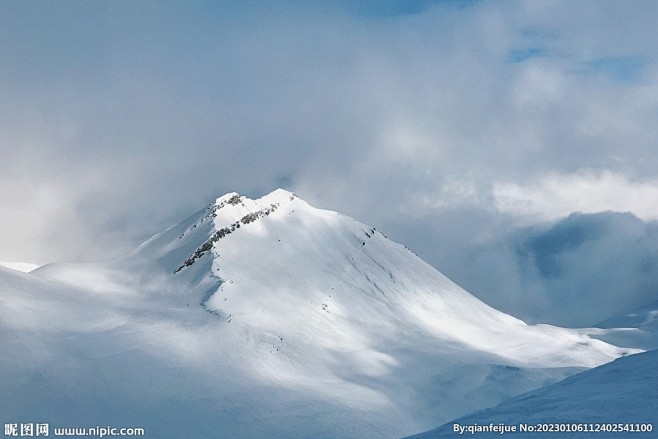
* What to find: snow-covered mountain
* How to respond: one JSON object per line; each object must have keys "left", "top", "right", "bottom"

{"left": 407, "top": 348, "right": 658, "bottom": 439}
{"left": 592, "top": 300, "right": 658, "bottom": 351}
{"left": 0, "top": 189, "right": 640, "bottom": 438}
{"left": 407, "top": 298, "right": 658, "bottom": 438}
{"left": 598, "top": 300, "right": 658, "bottom": 333}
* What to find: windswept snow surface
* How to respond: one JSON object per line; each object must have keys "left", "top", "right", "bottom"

{"left": 407, "top": 349, "right": 658, "bottom": 438}
{"left": 598, "top": 300, "right": 658, "bottom": 335}
{"left": 0, "top": 189, "right": 638, "bottom": 438}
{"left": 581, "top": 300, "right": 658, "bottom": 351}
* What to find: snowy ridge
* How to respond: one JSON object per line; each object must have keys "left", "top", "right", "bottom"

{"left": 0, "top": 261, "right": 40, "bottom": 273}
{"left": 407, "top": 349, "right": 658, "bottom": 438}
{"left": 590, "top": 300, "right": 658, "bottom": 351}
{"left": 0, "top": 189, "right": 644, "bottom": 438}
{"left": 175, "top": 199, "right": 280, "bottom": 272}
{"left": 598, "top": 300, "right": 658, "bottom": 333}
{"left": 174, "top": 190, "right": 296, "bottom": 272}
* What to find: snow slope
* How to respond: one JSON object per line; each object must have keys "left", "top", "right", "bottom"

{"left": 407, "top": 349, "right": 658, "bottom": 438}
{"left": 0, "top": 189, "right": 638, "bottom": 438}
{"left": 584, "top": 300, "right": 658, "bottom": 351}
{"left": 598, "top": 300, "right": 658, "bottom": 333}
{"left": 0, "top": 261, "right": 39, "bottom": 272}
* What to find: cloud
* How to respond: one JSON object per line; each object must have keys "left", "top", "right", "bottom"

{"left": 579, "top": 56, "right": 648, "bottom": 83}
{"left": 507, "top": 48, "right": 547, "bottom": 63}
{"left": 0, "top": 1, "right": 657, "bottom": 326}
{"left": 423, "top": 211, "right": 658, "bottom": 327}
{"left": 343, "top": 0, "right": 465, "bottom": 17}
{"left": 493, "top": 171, "right": 658, "bottom": 222}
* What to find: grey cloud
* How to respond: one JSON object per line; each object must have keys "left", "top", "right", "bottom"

{"left": 424, "top": 211, "right": 658, "bottom": 327}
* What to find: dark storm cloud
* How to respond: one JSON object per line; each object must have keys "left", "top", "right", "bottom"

{"left": 1, "top": 1, "right": 658, "bottom": 325}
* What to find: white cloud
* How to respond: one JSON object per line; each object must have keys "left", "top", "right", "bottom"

{"left": 493, "top": 170, "right": 658, "bottom": 221}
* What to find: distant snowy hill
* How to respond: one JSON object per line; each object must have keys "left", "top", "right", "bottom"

{"left": 407, "top": 348, "right": 658, "bottom": 438}
{"left": 0, "top": 189, "right": 640, "bottom": 438}
{"left": 0, "top": 261, "right": 39, "bottom": 272}
{"left": 598, "top": 300, "right": 658, "bottom": 333}
{"left": 585, "top": 300, "right": 658, "bottom": 351}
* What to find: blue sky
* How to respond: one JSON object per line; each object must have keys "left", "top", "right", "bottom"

{"left": 1, "top": 0, "right": 658, "bottom": 326}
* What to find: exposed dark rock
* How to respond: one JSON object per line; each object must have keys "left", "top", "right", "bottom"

{"left": 175, "top": 202, "right": 280, "bottom": 273}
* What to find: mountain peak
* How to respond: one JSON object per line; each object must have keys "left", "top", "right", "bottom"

{"left": 212, "top": 189, "right": 299, "bottom": 220}
{"left": 174, "top": 189, "right": 302, "bottom": 273}
{"left": 164, "top": 189, "right": 632, "bottom": 367}
{"left": 215, "top": 188, "right": 296, "bottom": 206}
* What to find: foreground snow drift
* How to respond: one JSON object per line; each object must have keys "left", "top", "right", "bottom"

{"left": 408, "top": 349, "right": 658, "bottom": 438}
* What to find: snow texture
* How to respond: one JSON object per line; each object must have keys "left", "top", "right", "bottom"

{"left": 0, "top": 189, "right": 645, "bottom": 438}
{"left": 407, "top": 349, "right": 658, "bottom": 438}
